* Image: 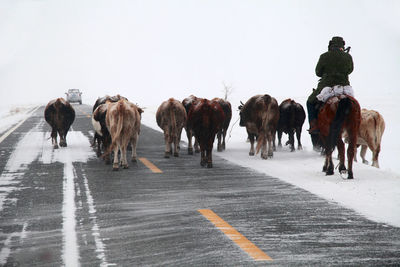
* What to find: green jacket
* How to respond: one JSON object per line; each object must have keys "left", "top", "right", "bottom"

{"left": 308, "top": 50, "right": 354, "bottom": 103}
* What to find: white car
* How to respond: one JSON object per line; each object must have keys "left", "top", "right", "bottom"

{"left": 65, "top": 89, "right": 82, "bottom": 104}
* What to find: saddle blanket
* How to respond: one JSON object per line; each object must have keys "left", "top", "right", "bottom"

{"left": 316, "top": 85, "right": 354, "bottom": 102}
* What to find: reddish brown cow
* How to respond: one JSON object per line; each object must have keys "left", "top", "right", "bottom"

{"left": 182, "top": 95, "right": 200, "bottom": 154}
{"left": 105, "top": 99, "right": 143, "bottom": 171}
{"left": 156, "top": 98, "right": 187, "bottom": 158}
{"left": 344, "top": 108, "right": 385, "bottom": 168}
{"left": 187, "top": 98, "right": 225, "bottom": 168}
{"left": 44, "top": 98, "right": 75, "bottom": 149}
{"left": 239, "top": 94, "right": 279, "bottom": 159}
{"left": 211, "top": 98, "right": 232, "bottom": 152}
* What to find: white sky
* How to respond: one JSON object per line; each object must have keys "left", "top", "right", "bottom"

{"left": 1, "top": 0, "right": 400, "bottom": 108}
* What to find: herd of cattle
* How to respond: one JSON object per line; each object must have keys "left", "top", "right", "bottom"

{"left": 43, "top": 93, "right": 385, "bottom": 172}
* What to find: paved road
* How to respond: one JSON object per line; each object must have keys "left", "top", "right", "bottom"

{"left": 0, "top": 104, "right": 399, "bottom": 266}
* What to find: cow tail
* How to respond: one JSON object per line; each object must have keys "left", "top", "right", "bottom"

{"left": 374, "top": 113, "right": 385, "bottom": 151}
{"left": 169, "top": 100, "right": 177, "bottom": 143}
{"left": 327, "top": 98, "right": 351, "bottom": 153}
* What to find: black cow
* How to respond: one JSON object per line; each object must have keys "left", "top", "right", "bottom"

{"left": 277, "top": 99, "right": 306, "bottom": 151}
{"left": 44, "top": 98, "right": 75, "bottom": 149}
{"left": 211, "top": 98, "right": 232, "bottom": 152}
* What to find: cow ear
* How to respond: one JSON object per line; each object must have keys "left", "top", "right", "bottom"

{"left": 138, "top": 108, "right": 144, "bottom": 114}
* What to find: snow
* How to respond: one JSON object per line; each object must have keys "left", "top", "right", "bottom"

{"left": 140, "top": 94, "right": 400, "bottom": 228}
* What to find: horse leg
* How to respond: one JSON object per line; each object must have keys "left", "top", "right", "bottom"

{"left": 325, "top": 153, "right": 334, "bottom": 175}
{"left": 347, "top": 140, "right": 357, "bottom": 180}
{"left": 337, "top": 138, "right": 346, "bottom": 173}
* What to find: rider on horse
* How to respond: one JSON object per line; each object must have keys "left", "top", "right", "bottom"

{"left": 307, "top": 36, "right": 354, "bottom": 143}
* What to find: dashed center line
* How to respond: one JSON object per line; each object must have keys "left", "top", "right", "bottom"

{"left": 198, "top": 209, "right": 272, "bottom": 261}
{"left": 139, "top": 157, "right": 163, "bottom": 173}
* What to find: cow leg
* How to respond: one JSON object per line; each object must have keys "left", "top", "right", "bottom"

{"left": 217, "top": 131, "right": 222, "bottom": 152}
{"left": 112, "top": 144, "right": 120, "bottom": 171}
{"left": 51, "top": 129, "right": 59, "bottom": 149}
{"left": 121, "top": 144, "right": 129, "bottom": 169}
{"left": 164, "top": 131, "right": 171, "bottom": 158}
{"left": 173, "top": 131, "right": 179, "bottom": 157}
{"left": 131, "top": 134, "right": 138, "bottom": 162}
{"left": 267, "top": 133, "right": 274, "bottom": 158}
{"left": 360, "top": 145, "right": 368, "bottom": 165}
{"left": 200, "top": 149, "right": 206, "bottom": 167}
{"left": 288, "top": 129, "right": 295, "bottom": 152}
{"left": 248, "top": 134, "right": 255, "bottom": 156}
{"left": 206, "top": 149, "right": 213, "bottom": 168}
{"left": 277, "top": 130, "right": 283, "bottom": 148}
{"left": 59, "top": 130, "right": 67, "bottom": 147}
{"left": 296, "top": 127, "right": 303, "bottom": 150}
{"left": 372, "top": 144, "right": 380, "bottom": 168}
{"left": 194, "top": 138, "right": 200, "bottom": 153}
{"left": 186, "top": 129, "right": 193, "bottom": 155}
{"left": 222, "top": 128, "right": 227, "bottom": 150}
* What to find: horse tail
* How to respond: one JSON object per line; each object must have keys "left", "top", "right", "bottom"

{"left": 327, "top": 98, "right": 352, "bottom": 153}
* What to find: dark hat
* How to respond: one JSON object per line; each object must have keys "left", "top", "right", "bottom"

{"left": 329, "top": 36, "right": 345, "bottom": 50}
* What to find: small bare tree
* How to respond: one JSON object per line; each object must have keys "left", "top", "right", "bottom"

{"left": 221, "top": 81, "right": 233, "bottom": 101}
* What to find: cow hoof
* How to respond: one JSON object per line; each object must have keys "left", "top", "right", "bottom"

{"left": 131, "top": 158, "right": 137, "bottom": 162}
{"left": 363, "top": 159, "right": 369, "bottom": 165}
{"left": 53, "top": 145, "right": 59, "bottom": 149}
{"left": 325, "top": 169, "right": 334, "bottom": 176}
{"left": 174, "top": 152, "right": 179, "bottom": 157}
{"left": 261, "top": 155, "right": 268, "bottom": 160}
{"left": 123, "top": 165, "right": 129, "bottom": 169}
{"left": 207, "top": 163, "right": 213, "bottom": 168}
{"left": 290, "top": 147, "right": 295, "bottom": 152}
{"left": 195, "top": 149, "right": 200, "bottom": 153}
{"left": 249, "top": 152, "right": 255, "bottom": 156}
{"left": 347, "top": 171, "right": 354, "bottom": 179}
{"left": 188, "top": 148, "right": 193, "bottom": 155}
{"left": 164, "top": 152, "right": 170, "bottom": 158}
{"left": 200, "top": 161, "right": 206, "bottom": 167}
{"left": 298, "top": 145, "right": 303, "bottom": 150}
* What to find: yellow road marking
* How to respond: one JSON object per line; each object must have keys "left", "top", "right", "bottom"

{"left": 139, "top": 157, "right": 163, "bottom": 173}
{"left": 198, "top": 209, "right": 272, "bottom": 261}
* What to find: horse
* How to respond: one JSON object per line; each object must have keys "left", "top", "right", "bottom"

{"left": 317, "top": 95, "right": 361, "bottom": 179}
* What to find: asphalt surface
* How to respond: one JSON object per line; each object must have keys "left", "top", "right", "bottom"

{"left": 0, "top": 104, "right": 399, "bottom": 266}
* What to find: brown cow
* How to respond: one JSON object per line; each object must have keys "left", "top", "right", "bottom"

{"left": 343, "top": 108, "right": 385, "bottom": 168}
{"left": 105, "top": 98, "right": 143, "bottom": 171}
{"left": 44, "top": 98, "right": 75, "bottom": 149}
{"left": 211, "top": 98, "right": 232, "bottom": 152}
{"left": 238, "top": 94, "right": 279, "bottom": 159}
{"left": 156, "top": 98, "right": 187, "bottom": 158}
{"left": 182, "top": 95, "right": 200, "bottom": 154}
{"left": 92, "top": 95, "right": 127, "bottom": 161}
{"left": 187, "top": 98, "right": 225, "bottom": 168}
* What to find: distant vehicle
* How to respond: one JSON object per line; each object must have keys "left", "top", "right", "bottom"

{"left": 65, "top": 89, "right": 82, "bottom": 104}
